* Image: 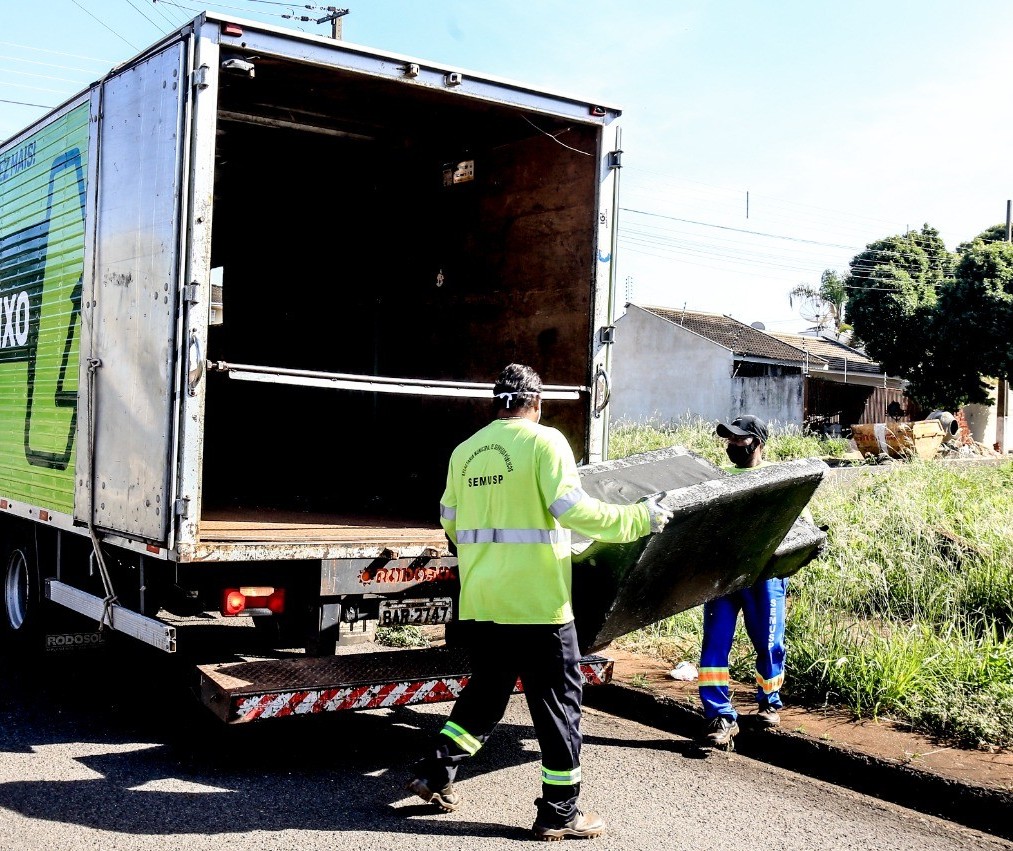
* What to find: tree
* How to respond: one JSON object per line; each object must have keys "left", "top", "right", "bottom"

{"left": 935, "top": 235, "right": 1013, "bottom": 403}
{"left": 956, "top": 222, "right": 1008, "bottom": 254}
{"left": 845, "top": 224, "right": 1013, "bottom": 411}
{"left": 844, "top": 224, "right": 952, "bottom": 386}
{"left": 788, "top": 269, "right": 849, "bottom": 338}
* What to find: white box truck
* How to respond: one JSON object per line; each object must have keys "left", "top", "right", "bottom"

{"left": 0, "top": 12, "right": 825, "bottom": 723}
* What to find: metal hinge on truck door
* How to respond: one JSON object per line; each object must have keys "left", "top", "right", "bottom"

{"left": 175, "top": 498, "right": 190, "bottom": 519}
{"left": 192, "top": 64, "right": 211, "bottom": 90}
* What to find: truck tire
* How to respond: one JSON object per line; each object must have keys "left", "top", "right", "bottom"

{"left": 1, "top": 543, "right": 43, "bottom": 649}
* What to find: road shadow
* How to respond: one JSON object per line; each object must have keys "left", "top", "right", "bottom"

{"left": 0, "top": 644, "right": 555, "bottom": 840}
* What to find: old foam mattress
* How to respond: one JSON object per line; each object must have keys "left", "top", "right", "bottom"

{"left": 572, "top": 446, "right": 827, "bottom": 653}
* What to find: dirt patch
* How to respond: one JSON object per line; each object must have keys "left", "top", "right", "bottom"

{"left": 607, "top": 648, "right": 1013, "bottom": 794}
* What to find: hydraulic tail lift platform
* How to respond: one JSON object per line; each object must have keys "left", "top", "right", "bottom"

{"left": 198, "top": 648, "right": 614, "bottom": 724}
{"left": 196, "top": 449, "right": 826, "bottom": 724}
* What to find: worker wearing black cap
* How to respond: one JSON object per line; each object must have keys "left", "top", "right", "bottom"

{"left": 698, "top": 414, "right": 786, "bottom": 748}
{"left": 406, "top": 363, "right": 673, "bottom": 839}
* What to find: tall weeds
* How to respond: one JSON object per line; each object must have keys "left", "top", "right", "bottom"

{"left": 610, "top": 419, "right": 1013, "bottom": 750}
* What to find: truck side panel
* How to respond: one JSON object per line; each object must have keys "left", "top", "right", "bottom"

{"left": 77, "top": 44, "right": 189, "bottom": 543}
{"left": 0, "top": 103, "right": 89, "bottom": 515}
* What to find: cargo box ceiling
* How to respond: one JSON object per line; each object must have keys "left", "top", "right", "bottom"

{"left": 214, "top": 55, "right": 580, "bottom": 151}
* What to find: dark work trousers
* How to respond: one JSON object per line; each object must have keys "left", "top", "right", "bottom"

{"left": 415, "top": 620, "right": 584, "bottom": 824}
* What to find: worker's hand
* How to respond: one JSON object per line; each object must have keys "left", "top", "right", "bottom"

{"left": 642, "top": 495, "right": 673, "bottom": 534}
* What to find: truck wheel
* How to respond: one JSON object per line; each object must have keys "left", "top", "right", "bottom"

{"left": 1, "top": 545, "right": 42, "bottom": 648}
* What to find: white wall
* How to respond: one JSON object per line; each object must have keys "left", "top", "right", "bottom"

{"left": 733, "top": 375, "right": 804, "bottom": 425}
{"left": 610, "top": 306, "right": 732, "bottom": 424}
{"left": 963, "top": 379, "right": 1010, "bottom": 452}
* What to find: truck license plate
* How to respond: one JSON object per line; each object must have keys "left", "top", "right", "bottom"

{"left": 378, "top": 597, "right": 453, "bottom": 626}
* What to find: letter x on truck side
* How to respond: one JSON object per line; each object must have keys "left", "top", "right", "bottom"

{"left": 0, "top": 13, "right": 828, "bottom": 724}
{"left": 0, "top": 12, "right": 625, "bottom": 721}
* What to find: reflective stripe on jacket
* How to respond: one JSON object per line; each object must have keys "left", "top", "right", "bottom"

{"left": 440, "top": 417, "right": 650, "bottom": 624}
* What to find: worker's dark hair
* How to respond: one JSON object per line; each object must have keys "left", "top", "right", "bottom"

{"left": 493, "top": 363, "right": 542, "bottom": 412}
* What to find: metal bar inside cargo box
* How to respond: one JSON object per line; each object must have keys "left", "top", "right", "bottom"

{"left": 212, "top": 362, "right": 585, "bottom": 400}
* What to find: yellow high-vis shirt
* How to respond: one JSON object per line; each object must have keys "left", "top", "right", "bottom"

{"left": 440, "top": 417, "right": 650, "bottom": 625}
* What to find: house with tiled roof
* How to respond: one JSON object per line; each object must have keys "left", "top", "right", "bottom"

{"left": 769, "top": 331, "right": 907, "bottom": 432}
{"left": 768, "top": 332, "right": 886, "bottom": 379}
{"left": 610, "top": 305, "right": 906, "bottom": 432}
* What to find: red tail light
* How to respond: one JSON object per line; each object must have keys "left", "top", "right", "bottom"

{"left": 221, "top": 587, "right": 286, "bottom": 616}
{"left": 224, "top": 590, "right": 246, "bottom": 615}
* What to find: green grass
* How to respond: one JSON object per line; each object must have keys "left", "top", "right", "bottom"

{"left": 375, "top": 624, "right": 430, "bottom": 648}
{"left": 610, "top": 419, "right": 1013, "bottom": 751}
{"left": 608, "top": 417, "right": 849, "bottom": 466}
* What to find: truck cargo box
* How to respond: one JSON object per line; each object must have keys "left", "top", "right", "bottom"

{"left": 1, "top": 12, "right": 627, "bottom": 660}
{"left": 1, "top": 13, "right": 621, "bottom": 558}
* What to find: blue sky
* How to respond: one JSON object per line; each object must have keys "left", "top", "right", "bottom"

{"left": 3, "top": 1, "right": 1011, "bottom": 331}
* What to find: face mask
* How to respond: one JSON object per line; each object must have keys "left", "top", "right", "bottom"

{"left": 725, "top": 442, "right": 757, "bottom": 467}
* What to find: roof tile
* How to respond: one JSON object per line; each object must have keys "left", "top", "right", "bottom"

{"left": 770, "top": 332, "right": 884, "bottom": 375}
{"left": 640, "top": 306, "right": 827, "bottom": 366}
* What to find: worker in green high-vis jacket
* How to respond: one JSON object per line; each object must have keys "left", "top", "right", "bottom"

{"left": 407, "top": 363, "right": 672, "bottom": 841}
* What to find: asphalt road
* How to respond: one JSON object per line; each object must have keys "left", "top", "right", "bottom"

{"left": 0, "top": 642, "right": 1009, "bottom": 851}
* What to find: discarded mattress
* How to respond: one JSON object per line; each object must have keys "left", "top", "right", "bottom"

{"left": 571, "top": 446, "right": 827, "bottom": 653}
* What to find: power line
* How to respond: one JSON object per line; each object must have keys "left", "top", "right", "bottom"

{"left": 121, "top": 0, "right": 168, "bottom": 33}
{"left": 0, "top": 96, "right": 52, "bottom": 108}
{"left": 620, "top": 212, "right": 957, "bottom": 269}
{"left": 235, "top": 0, "right": 331, "bottom": 6}
{"left": 147, "top": 0, "right": 186, "bottom": 28}
{"left": 70, "top": 0, "right": 141, "bottom": 51}
{"left": 0, "top": 80, "right": 73, "bottom": 95}
{"left": 621, "top": 208, "right": 859, "bottom": 250}
{"left": 0, "top": 40, "right": 115, "bottom": 65}
{"left": 621, "top": 166, "right": 909, "bottom": 234}
{"left": 0, "top": 66, "right": 90, "bottom": 85}
{"left": 154, "top": 0, "right": 330, "bottom": 22}
{"left": 0, "top": 54, "right": 102, "bottom": 74}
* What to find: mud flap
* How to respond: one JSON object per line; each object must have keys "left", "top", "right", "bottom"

{"left": 572, "top": 449, "right": 826, "bottom": 653}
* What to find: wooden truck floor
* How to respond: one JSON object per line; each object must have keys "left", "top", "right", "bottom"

{"left": 198, "top": 508, "right": 445, "bottom": 544}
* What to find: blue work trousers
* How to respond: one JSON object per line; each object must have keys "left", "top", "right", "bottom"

{"left": 698, "top": 577, "right": 787, "bottom": 721}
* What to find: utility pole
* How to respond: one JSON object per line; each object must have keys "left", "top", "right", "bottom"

{"left": 1002, "top": 200, "right": 1012, "bottom": 454}
{"left": 282, "top": 7, "right": 348, "bottom": 38}
{"left": 317, "top": 7, "right": 349, "bottom": 40}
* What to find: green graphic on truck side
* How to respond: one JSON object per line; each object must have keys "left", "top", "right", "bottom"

{"left": 0, "top": 104, "right": 88, "bottom": 514}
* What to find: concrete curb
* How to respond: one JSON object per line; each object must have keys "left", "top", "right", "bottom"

{"left": 583, "top": 681, "right": 1013, "bottom": 841}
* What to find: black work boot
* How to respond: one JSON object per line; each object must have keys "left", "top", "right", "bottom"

{"left": 756, "top": 701, "right": 781, "bottom": 727}
{"left": 702, "top": 715, "right": 739, "bottom": 748}
{"left": 406, "top": 777, "right": 461, "bottom": 812}
{"left": 532, "top": 809, "right": 605, "bottom": 841}
{"left": 533, "top": 796, "right": 604, "bottom": 841}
